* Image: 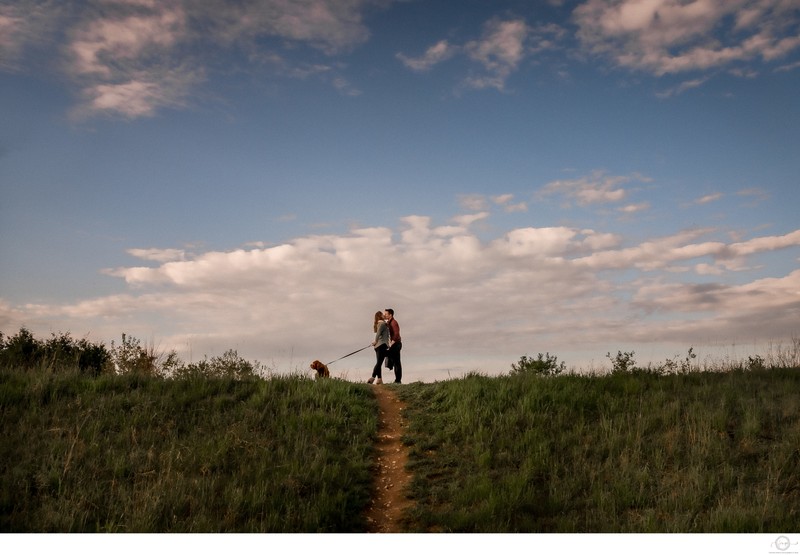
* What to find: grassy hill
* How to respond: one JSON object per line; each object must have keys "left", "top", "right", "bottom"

{"left": 1, "top": 329, "right": 798, "bottom": 532}
{"left": 396, "top": 367, "right": 800, "bottom": 532}
{"left": 1, "top": 369, "right": 377, "bottom": 532}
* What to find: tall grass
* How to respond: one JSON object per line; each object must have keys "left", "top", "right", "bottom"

{"left": 396, "top": 368, "right": 800, "bottom": 532}
{"left": 1, "top": 364, "right": 378, "bottom": 532}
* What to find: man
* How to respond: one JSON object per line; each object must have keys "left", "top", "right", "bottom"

{"left": 384, "top": 308, "right": 402, "bottom": 383}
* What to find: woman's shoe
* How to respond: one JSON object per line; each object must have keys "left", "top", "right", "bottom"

{"left": 367, "top": 377, "right": 374, "bottom": 384}
{"left": 375, "top": 378, "right": 383, "bottom": 384}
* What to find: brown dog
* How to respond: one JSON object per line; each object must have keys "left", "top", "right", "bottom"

{"left": 310, "top": 360, "right": 330, "bottom": 379}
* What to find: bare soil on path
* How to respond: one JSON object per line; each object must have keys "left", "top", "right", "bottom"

{"left": 364, "top": 384, "right": 414, "bottom": 533}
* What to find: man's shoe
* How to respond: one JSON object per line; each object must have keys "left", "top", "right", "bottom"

{"left": 375, "top": 378, "right": 383, "bottom": 384}
{"left": 367, "top": 377, "right": 374, "bottom": 384}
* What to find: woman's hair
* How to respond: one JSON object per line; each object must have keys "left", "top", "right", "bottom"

{"left": 373, "top": 311, "right": 384, "bottom": 333}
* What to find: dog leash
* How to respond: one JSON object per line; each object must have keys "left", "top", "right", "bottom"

{"left": 326, "top": 344, "right": 372, "bottom": 366}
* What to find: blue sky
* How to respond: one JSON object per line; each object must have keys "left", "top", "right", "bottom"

{"left": 2, "top": 0, "right": 799, "bottom": 381}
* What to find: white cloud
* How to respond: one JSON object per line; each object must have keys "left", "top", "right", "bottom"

{"left": 398, "top": 18, "right": 565, "bottom": 91}
{"left": 458, "top": 193, "right": 528, "bottom": 214}
{"left": 7, "top": 1, "right": 799, "bottom": 119}
{"left": 633, "top": 270, "right": 800, "bottom": 324}
{"left": 775, "top": 60, "right": 800, "bottom": 72}
{"left": 464, "top": 19, "right": 529, "bottom": 90}
{"left": 397, "top": 39, "right": 458, "bottom": 71}
{"left": 617, "top": 202, "right": 650, "bottom": 214}
{"left": 67, "top": 7, "right": 186, "bottom": 77}
{"left": 693, "top": 193, "right": 724, "bottom": 205}
{"left": 574, "top": 0, "right": 800, "bottom": 76}
{"left": 127, "top": 248, "right": 187, "bottom": 263}
{"left": 73, "top": 72, "right": 201, "bottom": 119}
{"left": 458, "top": 194, "right": 490, "bottom": 211}
{"left": 203, "top": 0, "right": 379, "bottom": 55}
{"left": 3, "top": 0, "right": 391, "bottom": 119}
{"left": 0, "top": 11, "right": 21, "bottom": 69}
{"left": 495, "top": 226, "right": 585, "bottom": 258}
{"left": 574, "top": 228, "right": 800, "bottom": 272}
{"left": 492, "top": 194, "right": 528, "bottom": 213}
{"left": 0, "top": 0, "right": 67, "bottom": 71}
{"left": 695, "top": 262, "right": 724, "bottom": 276}
{"left": 503, "top": 202, "right": 528, "bottom": 213}
{"left": 618, "top": 202, "right": 651, "bottom": 214}
{"left": 4, "top": 211, "right": 799, "bottom": 379}
{"left": 491, "top": 194, "right": 515, "bottom": 205}
{"left": 656, "top": 76, "right": 710, "bottom": 98}
{"left": 451, "top": 212, "right": 490, "bottom": 228}
{"left": 736, "top": 187, "right": 771, "bottom": 204}
{"left": 61, "top": 2, "right": 200, "bottom": 119}
{"left": 539, "top": 170, "right": 652, "bottom": 206}
{"left": 728, "top": 229, "right": 800, "bottom": 257}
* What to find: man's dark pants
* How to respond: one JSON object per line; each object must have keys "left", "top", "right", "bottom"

{"left": 388, "top": 342, "right": 402, "bottom": 383}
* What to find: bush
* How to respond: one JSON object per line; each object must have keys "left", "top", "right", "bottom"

{"left": 109, "top": 333, "right": 160, "bottom": 376}
{"left": 657, "top": 347, "right": 697, "bottom": 375}
{"left": 510, "top": 352, "right": 565, "bottom": 377}
{"left": 0, "top": 328, "right": 110, "bottom": 375}
{"left": 174, "top": 349, "right": 261, "bottom": 380}
{"left": 607, "top": 350, "right": 636, "bottom": 374}
{"left": 1, "top": 329, "right": 265, "bottom": 381}
{"left": 0, "top": 328, "right": 41, "bottom": 368}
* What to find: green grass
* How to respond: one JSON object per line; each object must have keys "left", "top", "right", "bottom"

{"left": 396, "top": 369, "right": 800, "bottom": 532}
{"left": 2, "top": 328, "right": 799, "bottom": 532}
{"left": 1, "top": 367, "right": 378, "bottom": 532}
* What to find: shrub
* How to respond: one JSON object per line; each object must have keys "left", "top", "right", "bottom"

{"left": 607, "top": 350, "right": 636, "bottom": 374}
{"left": 658, "top": 347, "right": 697, "bottom": 374}
{"left": 746, "top": 355, "right": 766, "bottom": 372}
{"left": 0, "top": 328, "right": 110, "bottom": 375}
{"left": 174, "top": 349, "right": 261, "bottom": 380}
{"left": 110, "top": 333, "right": 160, "bottom": 376}
{"left": 0, "top": 328, "right": 41, "bottom": 368}
{"left": 1, "top": 330, "right": 263, "bottom": 381}
{"left": 510, "top": 352, "right": 565, "bottom": 377}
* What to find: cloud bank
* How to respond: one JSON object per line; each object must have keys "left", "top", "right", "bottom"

{"left": 4, "top": 181, "right": 799, "bottom": 380}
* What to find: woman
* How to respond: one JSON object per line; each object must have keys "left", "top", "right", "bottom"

{"left": 368, "top": 310, "right": 389, "bottom": 384}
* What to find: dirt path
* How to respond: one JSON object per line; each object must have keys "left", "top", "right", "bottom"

{"left": 364, "top": 385, "right": 414, "bottom": 533}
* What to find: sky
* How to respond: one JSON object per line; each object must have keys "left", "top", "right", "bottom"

{"left": 1, "top": 0, "right": 799, "bottom": 382}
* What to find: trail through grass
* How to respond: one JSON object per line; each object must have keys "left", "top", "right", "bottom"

{"left": 3, "top": 349, "right": 799, "bottom": 532}
{"left": 363, "top": 384, "right": 413, "bottom": 532}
